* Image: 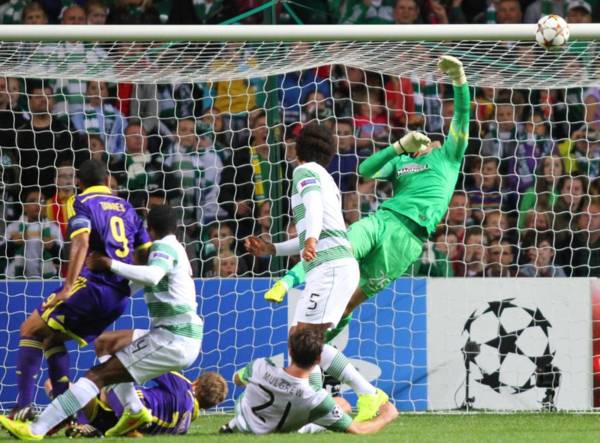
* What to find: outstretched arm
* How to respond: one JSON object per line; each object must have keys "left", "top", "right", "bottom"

{"left": 358, "top": 132, "right": 431, "bottom": 180}
{"left": 438, "top": 56, "right": 470, "bottom": 162}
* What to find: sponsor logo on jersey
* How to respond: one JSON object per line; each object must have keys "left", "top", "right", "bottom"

{"left": 396, "top": 163, "right": 429, "bottom": 176}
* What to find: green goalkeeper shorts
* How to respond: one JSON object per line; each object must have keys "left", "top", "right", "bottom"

{"left": 348, "top": 209, "right": 424, "bottom": 298}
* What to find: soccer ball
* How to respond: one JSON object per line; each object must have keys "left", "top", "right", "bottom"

{"left": 535, "top": 15, "right": 569, "bottom": 50}
{"left": 462, "top": 299, "right": 556, "bottom": 394}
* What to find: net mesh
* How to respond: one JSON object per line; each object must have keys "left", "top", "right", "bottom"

{"left": 0, "top": 40, "right": 598, "bottom": 88}
{"left": 0, "top": 38, "right": 598, "bottom": 415}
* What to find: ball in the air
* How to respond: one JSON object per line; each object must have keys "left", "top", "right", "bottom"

{"left": 535, "top": 15, "right": 569, "bottom": 49}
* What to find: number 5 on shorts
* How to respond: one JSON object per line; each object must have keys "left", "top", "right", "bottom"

{"left": 308, "top": 293, "right": 320, "bottom": 311}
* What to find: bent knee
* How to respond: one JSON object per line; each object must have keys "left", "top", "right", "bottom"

{"left": 20, "top": 311, "right": 49, "bottom": 338}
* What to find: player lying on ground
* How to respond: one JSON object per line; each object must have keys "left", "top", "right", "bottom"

{"left": 0, "top": 205, "right": 203, "bottom": 440}
{"left": 246, "top": 122, "right": 389, "bottom": 422}
{"left": 260, "top": 55, "right": 470, "bottom": 342}
{"left": 221, "top": 328, "right": 398, "bottom": 435}
{"left": 43, "top": 330, "right": 227, "bottom": 438}
{"left": 11, "top": 159, "right": 151, "bottom": 422}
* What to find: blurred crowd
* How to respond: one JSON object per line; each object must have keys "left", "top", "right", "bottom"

{"left": 0, "top": 0, "right": 599, "bottom": 280}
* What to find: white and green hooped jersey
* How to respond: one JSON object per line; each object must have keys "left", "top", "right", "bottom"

{"left": 145, "top": 234, "right": 203, "bottom": 340}
{"left": 291, "top": 162, "right": 353, "bottom": 273}
{"left": 233, "top": 358, "right": 352, "bottom": 434}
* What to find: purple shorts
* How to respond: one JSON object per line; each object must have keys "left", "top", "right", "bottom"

{"left": 39, "top": 277, "right": 129, "bottom": 346}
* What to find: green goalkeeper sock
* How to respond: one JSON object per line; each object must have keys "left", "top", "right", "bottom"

{"left": 325, "top": 314, "right": 352, "bottom": 343}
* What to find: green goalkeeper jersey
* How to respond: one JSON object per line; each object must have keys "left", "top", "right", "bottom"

{"left": 358, "top": 83, "right": 470, "bottom": 235}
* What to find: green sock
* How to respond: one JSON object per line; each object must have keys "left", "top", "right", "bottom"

{"left": 325, "top": 314, "right": 352, "bottom": 343}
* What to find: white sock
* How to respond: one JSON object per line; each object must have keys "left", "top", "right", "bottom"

{"left": 320, "top": 344, "right": 376, "bottom": 396}
{"left": 31, "top": 377, "right": 99, "bottom": 436}
{"left": 112, "top": 382, "right": 144, "bottom": 413}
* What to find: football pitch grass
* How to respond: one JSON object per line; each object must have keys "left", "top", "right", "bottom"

{"left": 0, "top": 413, "right": 599, "bottom": 442}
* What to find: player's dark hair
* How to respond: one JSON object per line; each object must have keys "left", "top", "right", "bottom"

{"left": 147, "top": 204, "right": 177, "bottom": 237}
{"left": 288, "top": 328, "right": 324, "bottom": 370}
{"left": 77, "top": 159, "right": 107, "bottom": 188}
{"left": 295, "top": 122, "right": 336, "bottom": 168}
{"left": 194, "top": 372, "right": 228, "bottom": 409}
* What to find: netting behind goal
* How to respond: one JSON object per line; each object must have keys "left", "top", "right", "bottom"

{"left": 0, "top": 37, "right": 599, "bottom": 413}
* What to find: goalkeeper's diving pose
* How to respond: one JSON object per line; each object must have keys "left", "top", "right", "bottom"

{"left": 261, "top": 55, "right": 470, "bottom": 342}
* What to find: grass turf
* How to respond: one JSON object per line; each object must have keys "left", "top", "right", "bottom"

{"left": 1, "top": 413, "right": 599, "bottom": 442}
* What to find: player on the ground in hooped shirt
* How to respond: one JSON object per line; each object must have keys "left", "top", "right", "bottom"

{"left": 221, "top": 328, "right": 398, "bottom": 435}
{"left": 10, "top": 159, "right": 151, "bottom": 422}
{"left": 0, "top": 205, "right": 203, "bottom": 440}
{"left": 42, "top": 330, "right": 227, "bottom": 438}
{"left": 245, "top": 122, "right": 389, "bottom": 422}
{"left": 264, "top": 55, "right": 470, "bottom": 342}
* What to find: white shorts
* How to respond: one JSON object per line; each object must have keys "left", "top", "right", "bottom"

{"left": 292, "top": 258, "right": 359, "bottom": 327}
{"left": 115, "top": 326, "right": 202, "bottom": 384}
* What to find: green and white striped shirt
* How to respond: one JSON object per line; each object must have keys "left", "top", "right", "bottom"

{"left": 291, "top": 162, "right": 353, "bottom": 273}
{"left": 144, "top": 235, "right": 203, "bottom": 340}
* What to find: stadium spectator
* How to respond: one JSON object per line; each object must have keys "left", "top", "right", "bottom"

{"left": 553, "top": 175, "right": 588, "bottom": 262}
{"left": 566, "top": 0, "right": 593, "bottom": 23}
{"left": 506, "top": 110, "right": 554, "bottom": 194}
{"left": 208, "top": 250, "right": 240, "bottom": 278}
{"left": 0, "top": 76, "right": 24, "bottom": 150}
{"left": 21, "top": 1, "right": 48, "bottom": 24}
{"left": 482, "top": 208, "right": 514, "bottom": 243}
{"left": 465, "top": 157, "right": 503, "bottom": 223}
{"left": 572, "top": 196, "right": 600, "bottom": 276}
{"left": 279, "top": 65, "right": 331, "bottom": 126}
{"left": 47, "top": 163, "right": 76, "bottom": 241}
{"left": 2, "top": 190, "right": 62, "bottom": 279}
{"left": 85, "top": 0, "right": 108, "bottom": 24}
{"left": 201, "top": 221, "right": 248, "bottom": 277}
{"left": 85, "top": 133, "right": 109, "bottom": 163}
{"left": 584, "top": 87, "right": 600, "bottom": 130}
{"left": 327, "top": 118, "right": 358, "bottom": 193}
{"left": 301, "top": 90, "right": 333, "bottom": 125}
{"left": 354, "top": 88, "right": 389, "bottom": 151}
{"left": 518, "top": 155, "right": 563, "bottom": 228}
{"left": 454, "top": 226, "right": 487, "bottom": 277}
{"left": 111, "top": 119, "right": 173, "bottom": 209}
{"left": 393, "top": 0, "right": 420, "bottom": 24}
{"left": 71, "top": 80, "right": 127, "bottom": 156}
{"left": 495, "top": 0, "right": 523, "bottom": 24}
{"left": 524, "top": 0, "right": 567, "bottom": 23}
{"left": 60, "top": 3, "right": 86, "bottom": 24}
{"left": 339, "top": 0, "right": 395, "bottom": 24}
{"left": 107, "top": 0, "right": 160, "bottom": 24}
{"left": 480, "top": 102, "right": 519, "bottom": 158}
{"left": 410, "top": 229, "right": 455, "bottom": 277}
{"left": 485, "top": 238, "right": 516, "bottom": 277}
{"left": 445, "top": 190, "right": 472, "bottom": 243}
{"left": 519, "top": 235, "right": 567, "bottom": 277}
{"left": 164, "top": 118, "right": 224, "bottom": 225}
{"left": 157, "top": 82, "right": 207, "bottom": 131}
{"left": 14, "top": 80, "right": 83, "bottom": 199}
{"left": 560, "top": 125, "right": 600, "bottom": 178}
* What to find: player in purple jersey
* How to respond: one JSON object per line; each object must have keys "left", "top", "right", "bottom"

{"left": 42, "top": 330, "right": 228, "bottom": 438}
{"left": 11, "top": 159, "right": 151, "bottom": 422}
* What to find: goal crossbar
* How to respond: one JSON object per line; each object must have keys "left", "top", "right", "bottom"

{"left": 0, "top": 24, "right": 599, "bottom": 42}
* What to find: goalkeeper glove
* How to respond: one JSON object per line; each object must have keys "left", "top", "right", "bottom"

{"left": 392, "top": 131, "right": 431, "bottom": 155}
{"left": 265, "top": 280, "right": 289, "bottom": 303}
{"left": 438, "top": 55, "right": 466, "bottom": 86}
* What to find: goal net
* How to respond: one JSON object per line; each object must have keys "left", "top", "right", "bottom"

{"left": 0, "top": 24, "right": 599, "bottom": 414}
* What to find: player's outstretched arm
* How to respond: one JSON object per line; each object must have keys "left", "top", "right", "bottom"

{"left": 358, "top": 132, "right": 431, "bottom": 180}
{"left": 86, "top": 252, "right": 167, "bottom": 287}
{"left": 438, "top": 55, "right": 470, "bottom": 162}
{"left": 345, "top": 402, "right": 398, "bottom": 435}
{"left": 264, "top": 262, "right": 306, "bottom": 303}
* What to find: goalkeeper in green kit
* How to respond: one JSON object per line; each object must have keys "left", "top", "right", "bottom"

{"left": 264, "top": 55, "right": 470, "bottom": 341}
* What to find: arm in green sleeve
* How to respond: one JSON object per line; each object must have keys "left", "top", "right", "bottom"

{"left": 357, "top": 146, "right": 398, "bottom": 180}
{"left": 443, "top": 83, "right": 471, "bottom": 163}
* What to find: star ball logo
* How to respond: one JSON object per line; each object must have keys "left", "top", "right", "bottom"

{"left": 462, "top": 298, "right": 558, "bottom": 395}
